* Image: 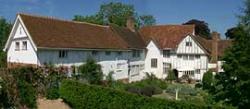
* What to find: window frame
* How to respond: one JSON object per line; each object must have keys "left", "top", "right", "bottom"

{"left": 105, "top": 51, "right": 111, "bottom": 55}
{"left": 132, "top": 50, "right": 140, "bottom": 57}
{"left": 186, "top": 41, "right": 192, "bottom": 47}
{"left": 15, "top": 41, "right": 20, "bottom": 51}
{"left": 92, "top": 50, "right": 98, "bottom": 55}
{"left": 151, "top": 58, "right": 158, "bottom": 68}
{"left": 163, "top": 50, "right": 171, "bottom": 58}
{"left": 22, "top": 41, "right": 27, "bottom": 50}
{"left": 59, "top": 50, "right": 68, "bottom": 58}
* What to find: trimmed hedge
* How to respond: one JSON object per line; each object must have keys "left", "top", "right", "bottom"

{"left": 60, "top": 80, "right": 233, "bottom": 109}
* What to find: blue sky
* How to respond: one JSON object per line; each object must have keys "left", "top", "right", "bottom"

{"left": 0, "top": 0, "right": 244, "bottom": 37}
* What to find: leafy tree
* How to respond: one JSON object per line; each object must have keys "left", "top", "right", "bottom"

{"left": 79, "top": 58, "right": 103, "bottom": 84}
{"left": 212, "top": 0, "right": 250, "bottom": 108}
{"left": 166, "top": 70, "right": 176, "bottom": 82}
{"left": 139, "top": 15, "right": 156, "bottom": 27}
{"left": 73, "top": 2, "right": 156, "bottom": 28}
{"left": 202, "top": 70, "right": 214, "bottom": 91}
{"left": 73, "top": 14, "right": 104, "bottom": 25}
{"left": 225, "top": 26, "right": 246, "bottom": 39}
{"left": 0, "top": 17, "right": 11, "bottom": 68}
{"left": 183, "top": 19, "right": 211, "bottom": 39}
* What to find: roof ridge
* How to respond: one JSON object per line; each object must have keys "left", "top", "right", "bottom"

{"left": 18, "top": 13, "right": 109, "bottom": 28}
{"left": 141, "top": 24, "right": 195, "bottom": 28}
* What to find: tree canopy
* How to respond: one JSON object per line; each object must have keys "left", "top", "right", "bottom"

{"left": 183, "top": 19, "right": 211, "bottom": 39}
{"left": 225, "top": 26, "right": 246, "bottom": 39}
{"left": 0, "top": 17, "right": 11, "bottom": 67}
{"left": 212, "top": 0, "right": 250, "bottom": 108}
{"left": 73, "top": 2, "right": 156, "bottom": 28}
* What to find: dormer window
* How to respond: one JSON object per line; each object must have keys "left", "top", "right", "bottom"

{"left": 186, "top": 41, "right": 192, "bottom": 46}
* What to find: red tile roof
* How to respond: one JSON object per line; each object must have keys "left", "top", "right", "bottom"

{"left": 139, "top": 25, "right": 195, "bottom": 49}
{"left": 193, "top": 35, "right": 233, "bottom": 57}
{"left": 19, "top": 13, "right": 145, "bottom": 50}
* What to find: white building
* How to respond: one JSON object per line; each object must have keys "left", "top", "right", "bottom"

{"left": 3, "top": 14, "right": 232, "bottom": 82}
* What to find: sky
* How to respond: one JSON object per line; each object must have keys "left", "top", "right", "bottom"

{"left": 0, "top": 0, "right": 244, "bottom": 37}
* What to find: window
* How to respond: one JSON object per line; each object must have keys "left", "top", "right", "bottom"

{"left": 22, "top": 41, "right": 27, "bottom": 50}
{"left": 195, "top": 55, "right": 200, "bottom": 59}
{"left": 163, "top": 63, "right": 171, "bottom": 74}
{"left": 189, "top": 55, "right": 194, "bottom": 60}
{"left": 177, "top": 54, "right": 182, "bottom": 58}
{"left": 184, "top": 71, "right": 195, "bottom": 77}
{"left": 195, "top": 69, "right": 201, "bottom": 74}
{"left": 15, "top": 42, "right": 20, "bottom": 51}
{"left": 132, "top": 50, "right": 140, "bottom": 57}
{"left": 151, "top": 58, "right": 157, "bottom": 68}
{"left": 163, "top": 50, "right": 170, "bottom": 58}
{"left": 105, "top": 51, "right": 111, "bottom": 55}
{"left": 117, "top": 51, "right": 122, "bottom": 56}
{"left": 59, "top": 50, "right": 68, "bottom": 58}
{"left": 186, "top": 41, "right": 192, "bottom": 46}
{"left": 183, "top": 55, "right": 188, "bottom": 60}
{"left": 92, "top": 51, "right": 98, "bottom": 55}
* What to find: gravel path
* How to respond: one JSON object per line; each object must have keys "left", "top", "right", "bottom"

{"left": 37, "top": 98, "right": 71, "bottom": 109}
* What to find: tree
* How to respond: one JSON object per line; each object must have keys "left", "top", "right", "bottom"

{"left": 183, "top": 19, "right": 211, "bottom": 39}
{"left": 212, "top": 0, "right": 250, "bottom": 108}
{"left": 0, "top": 17, "right": 11, "bottom": 68}
{"left": 73, "top": 2, "right": 156, "bottom": 28}
{"left": 225, "top": 26, "right": 246, "bottom": 39}
{"left": 79, "top": 58, "right": 103, "bottom": 84}
{"left": 202, "top": 70, "right": 214, "bottom": 91}
{"left": 139, "top": 15, "right": 156, "bottom": 27}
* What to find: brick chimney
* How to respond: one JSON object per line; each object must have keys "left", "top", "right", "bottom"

{"left": 211, "top": 32, "right": 220, "bottom": 63}
{"left": 126, "top": 16, "right": 135, "bottom": 32}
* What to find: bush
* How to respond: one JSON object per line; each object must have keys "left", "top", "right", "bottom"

{"left": 166, "top": 70, "right": 176, "bottom": 82}
{"left": 17, "top": 79, "right": 37, "bottom": 109}
{"left": 202, "top": 70, "right": 214, "bottom": 90}
{"left": 79, "top": 58, "right": 103, "bottom": 84}
{"left": 60, "top": 80, "right": 234, "bottom": 109}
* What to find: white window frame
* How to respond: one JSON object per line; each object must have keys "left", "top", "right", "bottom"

{"left": 15, "top": 41, "right": 20, "bottom": 51}
{"left": 22, "top": 41, "right": 27, "bottom": 50}
{"left": 151, "top": 58, "right": 157, "bottom": 68}
{"left": 186, "top": 41, "right": 192, "bottom": 46}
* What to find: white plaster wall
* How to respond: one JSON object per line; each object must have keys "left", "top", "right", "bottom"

{"left": 7, "top": 23, "right": 38, "bottom": 64}
{"left": 37, "top": 49, "right": 145, "bottom": 80}
{"left": 144, "top": 41, "right": 163, "bottom": 78}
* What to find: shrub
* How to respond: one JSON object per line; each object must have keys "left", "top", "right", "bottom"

{"left": 79, "top": 58, "right": 103, "bottom": 84}
{"left": 60, "top": 80, "right": 234, "bottom": 109}
{"left": 17, "top": 79, "right": 37, "bottom": 109}
{"left": 202, "top": 70, "right": 214, "bottom": 90}
{"left": 166, "top": 70, "right": 176, "bottom": 82}
{"left": 45, "top": 68, "right": 64, "bottom": 100}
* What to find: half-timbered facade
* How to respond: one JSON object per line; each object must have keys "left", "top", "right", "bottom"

{"left": 4, "top": 13, "right": 232, "bottom": 82}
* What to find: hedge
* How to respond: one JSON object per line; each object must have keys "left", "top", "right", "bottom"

{"left": 60, "top": 80, "right": 234, "bottom": 109}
